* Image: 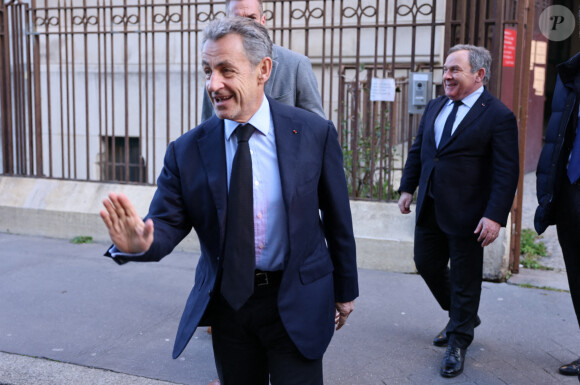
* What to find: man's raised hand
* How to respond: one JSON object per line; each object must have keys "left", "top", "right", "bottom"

{"left": 100, "top": 192, "right": 154, "bottom": 253}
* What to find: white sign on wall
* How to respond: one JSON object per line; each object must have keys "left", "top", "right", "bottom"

{"left": 370, "top": 77, "right": 396, "bottom": 102}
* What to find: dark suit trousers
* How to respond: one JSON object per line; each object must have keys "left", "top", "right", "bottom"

{"left": 555, "top": 175, "right": 580, "bottom": 328}
{"left": 210, "top": 277, "right": 323, "bottom": 385}
{"left": 414, "top": 197, "right": 484, "bottom": 349}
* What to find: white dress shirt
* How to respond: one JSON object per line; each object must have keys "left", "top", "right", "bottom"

{"left": 434, "top": 86, "right": 484, "bottom": 148}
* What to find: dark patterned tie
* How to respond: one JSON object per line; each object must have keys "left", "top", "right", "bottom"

{"left": 439, "top": 100, "right": 463, "bottom": 148}
{"left": 221, "top": 123, "right": 256, "bottom": 310}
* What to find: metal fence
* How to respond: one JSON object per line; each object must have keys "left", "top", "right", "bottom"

{"left": 0, "top": 0, "right": 447, "bottom": 201}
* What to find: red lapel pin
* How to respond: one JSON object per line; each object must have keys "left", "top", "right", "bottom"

{"left": 292, "top": 129, "right": 298, "bottom": 134}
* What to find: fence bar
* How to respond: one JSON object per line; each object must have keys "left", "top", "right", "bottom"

{"left": 509, "top": 0, "right": 533, "bottom": 274}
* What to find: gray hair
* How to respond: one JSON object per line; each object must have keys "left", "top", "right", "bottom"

{"left": 448, "top": 44, "right": 492, "bottom": 84}
{"left": 225, "top": 0, "right": 264, "bottom": 17}
{"left": 202, "top": 17, "right": 272, "bottom": 67}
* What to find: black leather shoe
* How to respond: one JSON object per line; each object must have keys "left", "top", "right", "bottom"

{"left": 558, "top": 357, "right": 580, "bottom": 375}
{"left": 440, "top": 345, "right": 466, "bottom": 378}
{"left": 433, "top": 316, "right": 481, "bottom": 347}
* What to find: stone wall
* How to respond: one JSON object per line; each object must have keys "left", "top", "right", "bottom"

{"left": 0, "top": 176, "right": 510, "bottom": 280}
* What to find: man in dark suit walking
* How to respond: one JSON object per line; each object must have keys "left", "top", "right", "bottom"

{"left": 100, "top": 17, "right": 358, "bottom": 385}
{"left": 397, "top": 44, "right": 519, "bottom": 378}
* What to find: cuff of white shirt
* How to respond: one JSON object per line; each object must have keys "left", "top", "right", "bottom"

{"left": 108, "top": 245, "right": 146, "bottom": 258}
{"left": 105, "top": 245, "right": 146, "bottom": 265}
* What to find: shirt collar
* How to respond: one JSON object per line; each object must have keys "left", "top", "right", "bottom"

{"left": 225, "top": 95, "right": 271, "bottom": 141}
{"left": 446, "top": 85, "right": 484, "bottom": 108}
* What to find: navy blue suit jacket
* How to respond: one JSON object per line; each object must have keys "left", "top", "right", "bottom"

{"left": 399, "top": 89, "right": 519, "bottom": 235}
{"left": 109, "top": 97, "right": 358, "bottom": 360}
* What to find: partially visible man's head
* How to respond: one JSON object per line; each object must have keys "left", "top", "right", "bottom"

{"left": 443, "top": 44, "right": 491, "bottom": 101}
{"left": 226, "top": 0, "right": 266, "bottom": 25}
{"left": 202, "top": 16, "right": 272, "bottom": 67}
{"left": 202, "top": 17, "right": 272, "bottom": 122}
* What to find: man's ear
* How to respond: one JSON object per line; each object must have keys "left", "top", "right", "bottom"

{"left": 475, "top": 68, "right": 485, "bottom": 84}
{"left": 257, "top": 57, "right": 272, "bottom": 84}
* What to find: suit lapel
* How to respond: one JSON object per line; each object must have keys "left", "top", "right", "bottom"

{"left": 270, "top": 98, "right": 301, "bottom": 209}
{"left": 429, "top": 96, "right": 449, "bottom": 146}
{"left": 438, "top": 90, "right": 491, "bottom": 151}
{"left": 198, "top": 118, "right": 228, "bottom": 233}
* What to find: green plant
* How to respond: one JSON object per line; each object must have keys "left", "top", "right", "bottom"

{"left": 341, "top": 106, "right": 393, "bottom": 200}
{"left": 71, "top": 236, "right": 93, "bottom": 244}
{"left": 517, "top": 283, "right": 567, "bottom": 292}
{"left": 521, "top": 229, "right": 547, "bottom": 257}
{"left": 520, "top": 255, "right": 547, "bottom": 270}
{"left": 519, "top": 228, "right": 550, "bottom": 270}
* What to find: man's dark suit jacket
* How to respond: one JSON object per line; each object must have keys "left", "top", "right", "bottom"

{"left": 399, "top": 89, "right": 519, "bottom": 235}
{"left": 108, "top": 97, "right": 359, "bottom": 360}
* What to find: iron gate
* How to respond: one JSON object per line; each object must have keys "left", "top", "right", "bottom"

{"left": 0, "top": 0, "right": 449, "bottom": 200}
{"left": 0, "top": 0, "right": 532, "bottom": 206}
{"left": 0, "top": 0, "right": 536, "bottom": 272}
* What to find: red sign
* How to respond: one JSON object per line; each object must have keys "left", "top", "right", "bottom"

{"left": 503, "top": 28, "right": 517, "bottom": 67}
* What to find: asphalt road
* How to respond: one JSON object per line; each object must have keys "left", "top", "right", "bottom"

{"left": 1, "top": 232, "right": 579, "bottom": 384}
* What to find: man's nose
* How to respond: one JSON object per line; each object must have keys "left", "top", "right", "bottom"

{"left": 206, "top": 72, "right": 223, "bottom": 92}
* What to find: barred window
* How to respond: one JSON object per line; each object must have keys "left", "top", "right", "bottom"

{"left": 102, "top": 136, "right": 146, "bottom": 183}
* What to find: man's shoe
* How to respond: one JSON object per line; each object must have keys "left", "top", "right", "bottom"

{"left": 440, "top": 344, "right": 466, "bottom": 378}
{"left": 432, "top": 325, "right": 450, "bottom": 347}
{"left": 433, "top": 316, "right": 481, "bottom": 347}
{"left": 558, "top": 357, "right": 580, "bottom": 375}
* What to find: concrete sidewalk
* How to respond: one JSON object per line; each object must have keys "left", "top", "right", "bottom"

{"left": 0, "top": 232, "right": 579, "bottom": 385}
